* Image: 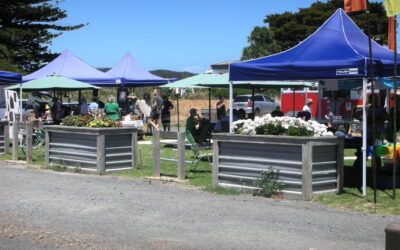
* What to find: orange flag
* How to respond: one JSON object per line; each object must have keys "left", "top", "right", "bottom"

{"left": 388, "top": 16, "right": 396, "bottom": 51}
{"left": 344, "top": 0, "right": 367, "bottom": 12}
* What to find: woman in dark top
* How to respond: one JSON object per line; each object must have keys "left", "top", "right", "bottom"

{"left": 216, "top": 96, "right": 226, "bottom": 120}
{"left": 161, "top": 95, "right": 174, "bottom": 131}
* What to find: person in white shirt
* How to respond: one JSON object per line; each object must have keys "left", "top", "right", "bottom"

{"left": 301, "top": 98, "right": 313, "bottom": 121}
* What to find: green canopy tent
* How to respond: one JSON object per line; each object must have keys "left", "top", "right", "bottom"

{"left": 6, "top": 75, "right": 101, "bottom": 121}
{"left": 161, "top": 72, "right": 315, "bottom": 131}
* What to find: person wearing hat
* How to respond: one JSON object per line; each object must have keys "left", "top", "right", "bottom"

{"left": 186, "top": 108, "right": 201, "bottom": 138}
{"left": 42, "top": 104, "right": 52, "bottom": 124}
{"left": 301, "top": 98, "right": 313, "bottom": 121}
{"left": 126, "top": 94, "right": 140, "bottom": 116}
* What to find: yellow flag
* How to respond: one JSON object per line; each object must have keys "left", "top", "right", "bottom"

{"left": 384, "top": 0, "right": 400, "bottom": 17}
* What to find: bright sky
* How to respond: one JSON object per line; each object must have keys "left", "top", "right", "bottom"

{"left": 50, "top": 0, "right": 389, "bottom": 73}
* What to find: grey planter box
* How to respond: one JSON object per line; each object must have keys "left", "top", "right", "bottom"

{"left": 212, "top": 133, "right": 344, "bottom": 200}
{"left": 0, "top": 121, "right": 9, "bottom": 154}
{"left": 45, "top": 126, "right": 137, "bottom": 174}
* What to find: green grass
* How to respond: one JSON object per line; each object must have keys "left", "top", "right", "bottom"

{"left": 313, "top": 187, "right": 400, "bottom": 216}
{"left": 0, "top": 146, "right": 45, "bottom": 165}
{"left": 344, "top": 149, "right": 356, "bottom": 157}
{"left": 117, "top": 144, "right": 214, "bottom": 187}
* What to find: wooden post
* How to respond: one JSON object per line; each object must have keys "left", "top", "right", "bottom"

{"left": 212, "top": 140, "right": 219, "bottom": 187}
{"left": 45, "top": 130, "right": 50, "bottom": 166}
{"left": 336, "top": 137, "right": 344, "bottom": 194}
{"left": 152, "top": 130, "right": 160, "bottom": 177}
{"left": 12, "top": 119, "right": 19, "bottom": 161}
{"left": 131, "top": 130, "right": 138, "bottom": 170}
{"left": 301, "top": 142, "right": 313, "bottom": 200}
{"left": 25, "top": 122, "right": 33, "bottom": 164}
{"left": 4, "top": 124, "right": 9, "bottom": 154}
{"left": 177, "top": 132, "right": 185, "bottom": 180}
{"left": 97, "top": 134, "right": 106, "bottom": 174}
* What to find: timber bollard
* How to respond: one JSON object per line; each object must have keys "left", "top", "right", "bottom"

{"left": 12, "top": 120, "right": 19, "bottom": 161}
{"left": 131, "top": 131, "right": 138, "bottom": 170}
{"left": 152, "top": 130, "right": 160, "bottom": 177}
{"left": 177, "top": 132, "right": 185, "bottom": 180}
{"left": 385, "top": 223, "right": 400, "bottom": 250}
{"left": 25, "top": 122, "right": 33, "bottom": 164}
{"left": 4, "top": 124, "right": 9, "bottom": 154}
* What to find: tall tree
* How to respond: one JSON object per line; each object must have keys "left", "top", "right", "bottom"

{"left": 242, "top": 0, "right": 389, "bottom": 59}
{"left": 241, "top": 27, "right": 281, "bottom": 61}
{"left": 0, "top": 0, "right": 85, "bottom": 72}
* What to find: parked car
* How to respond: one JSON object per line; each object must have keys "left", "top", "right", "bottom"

{"left": 232, "top": 94, "right": 279, "bottom": 118}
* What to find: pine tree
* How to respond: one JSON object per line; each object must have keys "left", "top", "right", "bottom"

{"left": 0, "top": 0, "right": 86, "bottom": 72}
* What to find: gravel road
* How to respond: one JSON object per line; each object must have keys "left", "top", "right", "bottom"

{"left": 0, "top": 161, "right": 398, "bottom": 250}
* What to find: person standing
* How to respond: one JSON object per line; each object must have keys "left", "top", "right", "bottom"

{"left": 79, "top": 98, "right": 89, "bottom": 115}
{"left": 216, "top": 96, "right": 226, "bottom": 120}
{"left": 51, "top": 97, "right": 63, "bottom": 125}
{"left": 104, "top": 96, "right": 120, "bottom": 121}
{"left": 161, "top": 95, "right": 174, "bottom": 131}
{"left": 149, "top": 89, "right": 163, "bottom": 131}
{"left": 302, "top": 98, "right": 313, "bottom": 121}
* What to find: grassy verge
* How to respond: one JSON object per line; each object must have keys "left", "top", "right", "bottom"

{"left": 116, "top": 144, "right": 231, "bottom": 193}
{"left": 313, "top": 187, "right": 400, "bottom": 216}
{"left": 0, "top": 146, "right": 45, "bottom": 165}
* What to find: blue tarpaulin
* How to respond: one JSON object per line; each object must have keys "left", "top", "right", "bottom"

{"left": 230, "top": 9, "right": 400, "bottom": 81}
{"left": 0, "top": 70, "right": 21, "bottom": 83}
{"left": 106, "top": 52, "right": 170, "bottom": 86}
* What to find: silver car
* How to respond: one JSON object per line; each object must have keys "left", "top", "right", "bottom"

{"left": 233, "top": 94, "right": 279, "bottom": 117}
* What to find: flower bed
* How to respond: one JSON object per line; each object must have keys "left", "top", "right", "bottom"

{"left": 45, "top": 117, "right": 137, "bottom": 174}
{"left": 62, "top": 115, "right": 122, "bottom": 128}
{"left": 213, "top": 116, "right": 343, "bottom": 200}
{"left": 233, "top": 114, "right": 333, "bottom": 137}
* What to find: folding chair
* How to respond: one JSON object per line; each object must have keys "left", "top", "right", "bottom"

{"left": 185, "top": 131, "right": 212, "bottom": 170}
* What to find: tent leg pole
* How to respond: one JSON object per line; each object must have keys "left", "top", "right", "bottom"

{"left": 177, "top": 94, "right": 180, "bottom": 132}
{"left": 293, "top": 89, "right": 295, "bottom": 117}
{"left": 229, "top": 82, "right": 233, "bottom": 133}
{"left": 362, "top": 79, "right": 367, "bottom": 196}
{"left": 393, "top": 16, "right": 398, "bottom": 199}
{"left": 252, "top": 86, "right": 255, "bottom": 120}
{"left": 367, "top": 9, "right": 377, "bottom": 204}
{"left": 208, "top": 88, "right": 211, "bottom": 121}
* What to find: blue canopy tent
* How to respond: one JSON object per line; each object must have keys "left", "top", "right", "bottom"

{"left": 230, "top": 9, "right": 400, "bottom": 81}
{"left": 0, "top": 70, "right": 22, "bottom": 83}
{"left": 23, "top": 50, "right": 116, "bottom": 85}
{"left": 106, "top": 52, "right": 171, "bottom": 86}
{"left": 229, "top": 9, "right": 400, "bottom": 197}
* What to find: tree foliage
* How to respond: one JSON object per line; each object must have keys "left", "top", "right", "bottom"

{"left": 242, "top": 0, "right": 389, "bottom": 59}
{"left": 241, "top": 27, "right": 281, "bottom": 61}
{"left": 0, "top": 0, "right": 86, "bottom": 72}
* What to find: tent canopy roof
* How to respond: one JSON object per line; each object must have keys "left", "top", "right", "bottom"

{"left": 230, "top": 9, "right": 400, "bottom": 81}
{"left": 23, "top": 50, "right": 115, "bottom": 85}
{"left": 7, "top": 75, "right": 101, "bottom": 91}
{"left": 0, "top": 70, "right": 22, "bottom": 83}
{"left": 106, "top": 52, "right": 169, "bottom": 86}
{"left": 161, "top": 72, "right": 315, "bottom": 88}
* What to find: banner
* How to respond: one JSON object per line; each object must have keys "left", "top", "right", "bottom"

{"left": 344, "top": 0, "right": 367, "bottom": 12}
{"left": 388, "top": 16, "right": 396, "bottom": 51}
{"left": 384, "top": 0, "right": 400, "bottom": 17}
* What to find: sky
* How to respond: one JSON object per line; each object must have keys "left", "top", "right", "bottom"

{"left": 49, "top": 0, "right": 389, "bottom": 74}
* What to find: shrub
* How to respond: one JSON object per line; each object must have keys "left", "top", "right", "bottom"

{"left": 254, "top": 167, "right": 283, "bottom": 197}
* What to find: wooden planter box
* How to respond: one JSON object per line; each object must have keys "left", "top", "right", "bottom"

{"left": 45, "top": 126, "right": 137, "bottom": 174}
{"left": 0, "top": 121, "right": 9, "bottom": 154}
{"left": 212, "top": 133, "right": 344, "bottom": 200}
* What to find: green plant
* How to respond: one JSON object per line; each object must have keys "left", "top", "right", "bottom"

{"left": 61, "top": 115, "right": 122, "bottom": 128}
{"left": 254, "top": 167, "right": 282, "bottom": 197}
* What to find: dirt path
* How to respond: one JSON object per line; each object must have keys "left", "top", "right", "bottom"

{"left": 0, "top": 162, "right": 397, "bottom": 249}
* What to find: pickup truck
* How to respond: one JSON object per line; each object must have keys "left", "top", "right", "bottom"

{"left": 232, "top": 94, "right": 279, "bottom": 118}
